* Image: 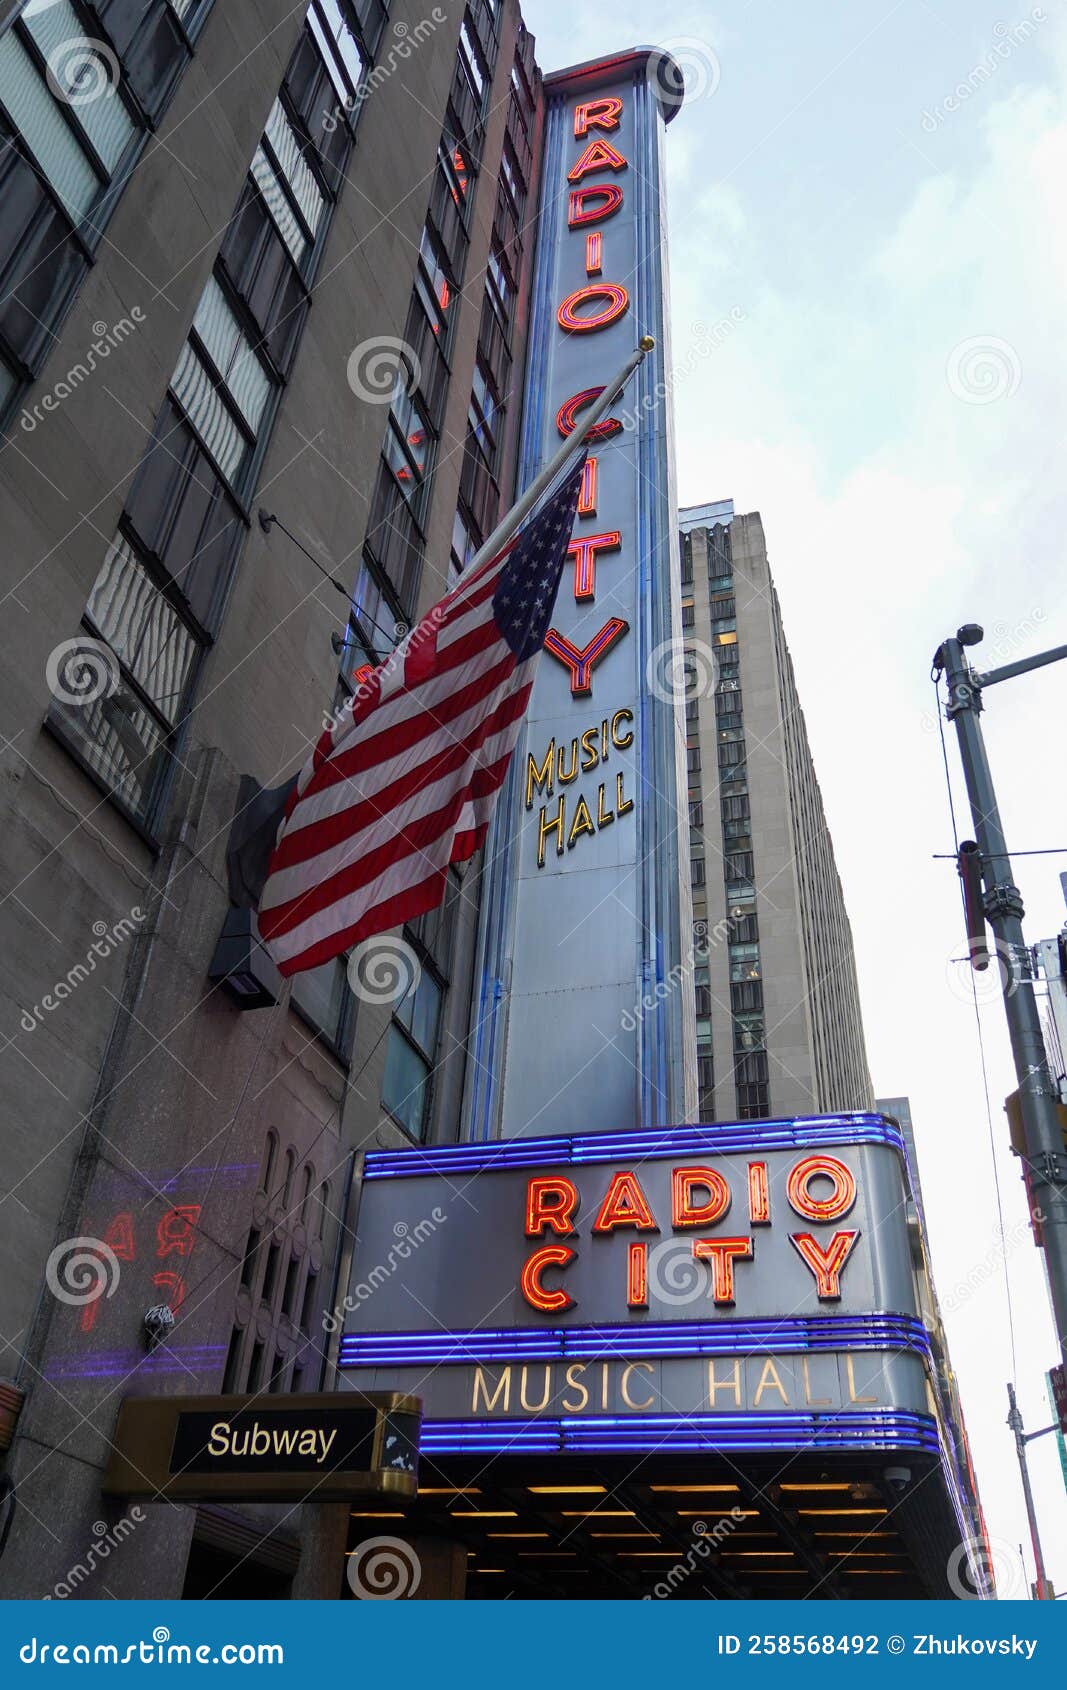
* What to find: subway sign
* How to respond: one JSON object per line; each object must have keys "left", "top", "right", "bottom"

{"left": 104, "top": 1391, "right": 420, "bottom": 1503}
{"left": 339, "top": 1118, "right": 941, "bottom": 1457}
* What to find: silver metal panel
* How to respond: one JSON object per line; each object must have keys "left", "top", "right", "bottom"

{"left": 471, "top": 56, "right": 694, "bottom": 1141}
{"left": 342, "top": 1141, "right": 918, "bottom": 1334}
{"left": 340, "top": 1350, "right": 932, "bottom": 1422}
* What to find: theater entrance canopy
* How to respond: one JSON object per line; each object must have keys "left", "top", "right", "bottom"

{"left": 337, "top": 1114, "right": 987, "bottom": 1599}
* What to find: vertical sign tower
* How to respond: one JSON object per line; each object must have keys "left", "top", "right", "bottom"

{"left": 466, "top": 50, "right": 695, "bottom": 1141}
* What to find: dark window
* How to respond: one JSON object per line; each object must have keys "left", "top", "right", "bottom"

{"left": 451, "top": 501, "right": 480, "bottom": 576}
{"left": 47, "top": 535, "right": 204, "bottom": 829}
{"left": 731, "top": 978, "right": 764, "bottom": 1013}
{"left": 730, "top": 913, "right": 759, "bottom": 944}
{"left": 46, "top": 9, "right": 375, "bottom": 826}
{"left": 381, "top": 881, "right": 458, "bottom": 1142}
{"left": 467, "top": 356, "right": 501, "bottom": 472}
{"left": 290, "top": 954, "right": 356, "bottom": 1059}
{"left": 0, "top": 0, "right": 212, "bottom": 412}
{"left": 170, "top": 275, "right": 279, "bottom": 495}
{"left": 725, "top": 850, "right": 753, "bottom": 881}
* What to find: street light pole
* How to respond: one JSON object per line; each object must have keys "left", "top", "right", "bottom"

{"left": 935, "top": 626, "right": 1067, "bottom": 1378}
{"left": 1007, "top": 1383, "right": 1056, "bottom": 1599}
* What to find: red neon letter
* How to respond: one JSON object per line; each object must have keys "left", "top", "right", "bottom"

{"left": 592, "top": 1170, "right": 658, "bottom": 1233}
{"left": 556, "top": 388, "right": 622, "bottom": 443}
{"left": 557, "top": 283, "right": 629, "bottom": 333}
{"left": 568, "top": 139, "right": 628, "bottom": 182}
{"left": 156, "top": 1204, "right": 201, "bottom": 1259}
{"left": 151, "top": 1270, "right": 186, "bottom": 1314}
{"left": 790, "top": 1230, "right": 860, "bottom": 1299}
{"left": 80, "top": 1217, "right": 133, "bottom": 1333}
{"left": 103, "top": 1211, "right": 136, "bottom": 1260}
{"left": 786, "top": 1156, "right": 857, "bottom": 1223}
{"left": 520, "top": 1245, "right": 576, "bottom": 1312}
{"left": 748, "top": 1161, "right": 771, "bottom": 1224}
{"left": 585, "top": 231, "right": 602, "bottom": 275}
{"left": 672, "top": 1167, "right": 731, "bottom": 1229}
{"left": 578, "top": 457, "right": 598, "bottom": 515}
{"left": 544, "top": 620, "right": 628, "bottom": 694}
{"left": 627, "top": 1241, "right": 648, "bottom": 1308}
{"left": 692, "top": 1237, "right": 754, "bottom": 1305}
{"left": 568, "top": 530, "right": 621, "bottom": 600}
{"left": 526, "top": 1176, "right": 579, "bottom": 1237}
{"left": 568, "top": 184, "right": 623, "bottom": 229}
{"left": 574, "top": 96, "right": 622, "bottom": 136}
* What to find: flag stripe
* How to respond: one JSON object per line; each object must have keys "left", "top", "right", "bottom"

{"left": 262, "top": 742, "right": 519, "bottom": 956}
{"left": 258, "top": 455, "right": 587, "bottom": 978}
{"left": 261, "top": 694, "right": 531, "bottom": 897}
{"left": 261, "top": 662, "right": 535, "bottom": 858}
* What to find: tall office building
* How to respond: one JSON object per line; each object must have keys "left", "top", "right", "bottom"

{"left": 681, "top": 502, "right": 873, "bottom": 1124}
{"left": 0, "top": 0, "right": 544, "bottom": 1598}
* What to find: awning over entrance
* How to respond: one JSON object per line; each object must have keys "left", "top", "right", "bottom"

{"left": 346, "top": 1448, "right": 974, "bottom": 1599}
{"left": 338, "top": 1116, "right": 988, "bottom": 1599}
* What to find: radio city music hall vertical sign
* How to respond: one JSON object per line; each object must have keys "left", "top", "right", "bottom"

{"left": 467, "top": 51, "right": 696, "bottom": 1144}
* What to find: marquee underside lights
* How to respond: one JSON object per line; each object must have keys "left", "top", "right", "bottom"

{"left": 339, "top": 1312, "right": 933, "bottom": 1368}
{"left": 416, "top": 1410, "right": 943, "bottom": 1458}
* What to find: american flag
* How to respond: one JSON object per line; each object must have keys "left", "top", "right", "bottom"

{"left": 258, "top": 454, "right": 588, "bottom": 977}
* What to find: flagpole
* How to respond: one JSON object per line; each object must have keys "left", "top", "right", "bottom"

{"left": 464, "top": 337, "right": 655, "bottom": 578}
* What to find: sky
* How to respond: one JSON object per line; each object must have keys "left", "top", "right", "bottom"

{"left": 524, "top": 0, "right": 1067, "bottom": 1596}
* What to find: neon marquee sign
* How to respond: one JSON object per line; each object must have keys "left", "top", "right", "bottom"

{"left": 543, "top": 94, "right": 633, "bottom": 697}
{"left": 518, "top": 1155, "right": 861, "bottom": 1315}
